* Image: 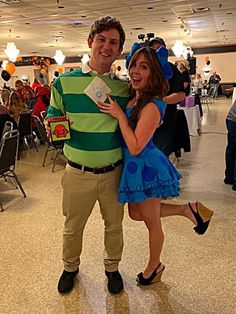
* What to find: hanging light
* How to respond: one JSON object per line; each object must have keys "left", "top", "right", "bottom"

{"left": 172, "top": 40, "right": 185, "bottom": 58}
{"left": 4, "top": 42, "right": 20, "bottom": 62}
{"left": 54, "top": 49, "right": 65, "bottom": 65}
{"left": 1, "top": 60, "right": 9, "bottom": 70}
{"left": 81, "top": 54, "right": 90, "bottom": 65}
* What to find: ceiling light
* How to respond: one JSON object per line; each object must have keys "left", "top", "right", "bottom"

{"left": 172, "top": 40, "right": 185, "bottom": 58}
{"left": 54, "top": 49, "right": 65, "bottom": 65}
{"left": 1, "top": 60, "right": 9, "bottom": 70}
{"left": 4, "top": 42, "right": 20, "bottom": 62}
{"left": 81, "top": 54, "right": 89, "bottom": 65}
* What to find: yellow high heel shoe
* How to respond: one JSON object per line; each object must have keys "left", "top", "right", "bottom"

{"left": 188, "top": 201, "right": 214, "bottom": 235}
{"left": 137, "top": 263, "right": 165, "bottom": 286}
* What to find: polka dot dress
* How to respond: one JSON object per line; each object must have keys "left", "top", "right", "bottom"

{"left": 118, "top": 99, "right": 182, "bottom": 203}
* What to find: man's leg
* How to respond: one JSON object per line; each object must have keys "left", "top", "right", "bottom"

{"left": 58, "top": 165, "right": 97, "bottom": 293}
{"left": 98, "top": 166, "right": 124, "bottom": 293}
{"left": 225, "top": 120, "right": 236, "bottom": 189}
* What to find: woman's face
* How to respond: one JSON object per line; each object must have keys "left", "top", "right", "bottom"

{"left": 129, "top": 53, "right": 151, "bottom": 92}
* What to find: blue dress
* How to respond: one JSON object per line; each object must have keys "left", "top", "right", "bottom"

{"left": 118, "top": 99, "right": 182, "bottom": 203}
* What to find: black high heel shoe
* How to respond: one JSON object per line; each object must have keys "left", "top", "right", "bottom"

{"left": 188, "top": 201, "right": 214, "bottom": 235}
{"left": 136, "top": 263, "right": 165, "bottom": 286}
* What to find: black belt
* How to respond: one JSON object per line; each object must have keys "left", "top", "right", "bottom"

{"left": 68, "top": 159, "right": 123, "bottom": 174}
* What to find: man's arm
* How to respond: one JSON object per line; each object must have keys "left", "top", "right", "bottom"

{"left": 163, "top": 92, "right": 185, "bottom": 104}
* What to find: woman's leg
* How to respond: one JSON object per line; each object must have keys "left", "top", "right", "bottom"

{"left": 160, "top": 202, "right": 197, "bottom": 225}
{"left": 128, "top": 203, "right": 143, "bottom": 221}
{"left": 129, "top": 200, "right": 198, "bottom": 224}
{"left": 137, "top": 198, "right": 164, "bottom": 278}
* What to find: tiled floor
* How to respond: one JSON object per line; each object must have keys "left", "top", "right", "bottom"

{"left": 0, "top": 98, "right": 235, "bottom": 314}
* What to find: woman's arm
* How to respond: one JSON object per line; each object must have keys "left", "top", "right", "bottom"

{"left": 98, "top": 95, "right": 160, "bottom": 156}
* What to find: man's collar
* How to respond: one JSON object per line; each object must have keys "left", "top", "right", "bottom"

{"left": 82, "top": 62, "right": 115, "bottom": 79}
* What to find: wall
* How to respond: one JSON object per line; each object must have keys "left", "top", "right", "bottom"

{"left": 113, "top": 52, "right": 236, "bottom": 83}
{"left": 169, "top": 52, "right": 236, "bottom": 83}
{"left": 1, "top": 51, "right": 235, "bottom": 89}
{"left": 0, "top": 62, "right": 82, "bottom": 89}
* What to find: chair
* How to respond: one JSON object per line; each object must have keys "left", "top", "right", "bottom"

{"left": 40, "top": 110, "right": 46, "bottom": 121}
{"left": 200, "top": 87, "right": 215, "bottom": 113}
{"left": 18, "top": 112, "right": 38, "bottom": 152}
{"left": 33, "top": 116, "right": 64, "bottom": 172}
{"left": 2, "top": 121, "right": 13, "bottom": 136}
{"left": 0, "top": 130, "right": 26, "bottom": 211}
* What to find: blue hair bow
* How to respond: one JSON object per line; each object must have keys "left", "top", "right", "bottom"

{"left": 155, "top": 47, "right": 173, "bottom": 79}
{"left": 125, "top": 42, "right": 173, "bottom": 80}
{"left": 125, "top": 42, "right": 142, "bottom": 69}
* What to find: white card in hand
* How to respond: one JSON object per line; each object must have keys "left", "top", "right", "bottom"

{"left": 84, "top": 76, "right": 111, "bottom": 103}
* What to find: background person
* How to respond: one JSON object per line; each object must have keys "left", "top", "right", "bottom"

{"left": 178, "top": 60, "right": 191, "bottom": 96}
{"left": 208, "top": 71, "right": 221, "bottom": 98}
{"left": 224, "top": 99, "right": 236, "bottom": 191}
{"left": 148, "top": 37, "right": 185, "bottom": 157}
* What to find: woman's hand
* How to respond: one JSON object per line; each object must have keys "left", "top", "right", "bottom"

{"left": 97, "top": 94, "right": 124, "bottom": 119}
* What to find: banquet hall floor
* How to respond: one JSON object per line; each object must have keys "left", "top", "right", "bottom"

{"left": 0, "top": 97, "right": 235, "bottom": 314}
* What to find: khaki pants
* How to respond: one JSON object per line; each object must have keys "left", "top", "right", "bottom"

{"left": 61, "top": 164, "right": 124, "bottom": 272}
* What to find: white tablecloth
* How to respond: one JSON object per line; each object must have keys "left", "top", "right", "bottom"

{"left": 180, "top": 105, "right": 201, "bottom": 136}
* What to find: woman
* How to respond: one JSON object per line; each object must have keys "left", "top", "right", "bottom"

{"left": 97, "top": 45, "right": 214, "bottom": 285}
{"left": 1, "top": 89, "right": 11, "bottom": 110}
{"left": 8, "top": 92, "right": 28, "bottom": 123}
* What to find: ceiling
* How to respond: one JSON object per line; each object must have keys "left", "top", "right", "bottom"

{"left": 0, "top": 0, "right": 236, "bottom": 60}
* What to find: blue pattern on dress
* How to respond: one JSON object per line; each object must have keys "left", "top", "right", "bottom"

{"left": 118, "top": 98, "right": 182, "bottom": 203}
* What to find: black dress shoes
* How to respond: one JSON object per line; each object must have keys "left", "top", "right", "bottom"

{"left": 58, "top": 269, "right": 79, "bottom": 293}
{"left": 224, "top": 177, "right": 234, "bottom": 185}
{"left": 105, "top": 270, "right": 124, "bottom": 294}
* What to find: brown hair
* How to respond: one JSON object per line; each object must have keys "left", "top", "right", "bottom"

{"left": 88, "top": 16, "right": 125, "bottom": 49}
{"left": 9, "top": 92, "right": 28, "bottom": 122}
{"left": 1, "top": 89, "right": 10, "bottom": 102}
{"left": 128, "top": 47, "right": 169, "bottom": 129}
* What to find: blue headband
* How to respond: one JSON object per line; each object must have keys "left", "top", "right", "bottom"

{"left": 125, "top": 42, "right": 173, "bottom": 80}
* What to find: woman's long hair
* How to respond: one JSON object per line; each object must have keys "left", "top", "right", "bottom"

{"left": 9, "top": 92, "right": 27, "bottom": 122}
{"left": 128, "top": 47, "right": 169, "bottom": 129}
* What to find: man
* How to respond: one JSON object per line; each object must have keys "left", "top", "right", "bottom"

{"left": 15, "top": 79, "right": 34, "bottom": 103}
{"left": 208, "top": 71, "right": 221, "bottom": 98}
{"left": 178, "top": 60, "right": 191, "bottom": 96}
{"left": 46, "top": 16, "right": 129, "bottom": 294}
{"left": 224, "top": 99, "right": 236, "bottom": 191}
{"left": 149, "top": 37, "right": 185, "bottom": 157}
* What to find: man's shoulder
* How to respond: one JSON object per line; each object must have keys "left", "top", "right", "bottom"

{"left": 59, "top": 68, "right": 89, "bottom": 78}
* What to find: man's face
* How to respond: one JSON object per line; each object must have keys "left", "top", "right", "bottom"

{"left": 15, "top": 82, "right": 23, "bottom": 90}
{"left": 88, "top": 29, "right": 122, "bottom": 73}
{"left": 149, "top": 42, "right": 162, "bottom": 50}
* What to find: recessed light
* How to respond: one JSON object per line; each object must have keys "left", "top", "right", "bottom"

{"left": 132, "top": 27, "right": 144, "bottom": 30}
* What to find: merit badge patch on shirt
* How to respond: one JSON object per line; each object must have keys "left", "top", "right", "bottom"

{"left": 84, "top": 76, "right": 111, "bottom": 103}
